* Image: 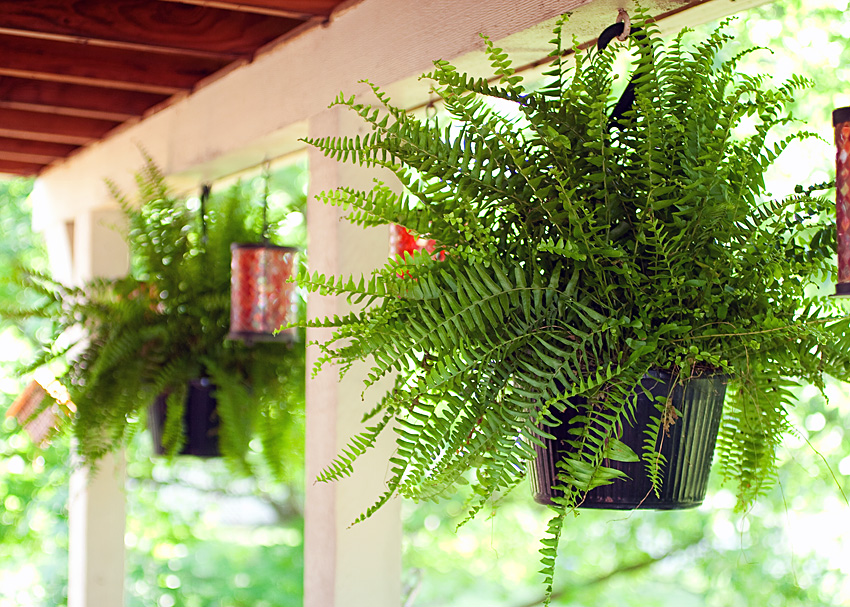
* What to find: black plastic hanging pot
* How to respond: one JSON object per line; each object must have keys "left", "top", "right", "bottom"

{"left": 529, "top": 371, "right": 728, "bottom": 510}
{"left": 148, "top": 378, "right": 220, "bottom": 457}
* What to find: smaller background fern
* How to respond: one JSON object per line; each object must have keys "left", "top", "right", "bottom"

{"left": 8, "top": 155, "right": 307, "bottom": 483}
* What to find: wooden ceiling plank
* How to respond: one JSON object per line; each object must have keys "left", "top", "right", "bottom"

{"left": 0, "top": 158, "right": 47, "bottom": 176}
{"left": 0, "top": 130, "right": 90, "bottom": 146}
{"left": 0, "top": 137, "right": 78, "bottom": 158}
{"left": 0, "top": 77, "right": 167, "bottom": 120}
{"left": 0, "top": 1, "right": 304, "bottom": 59}
{"left": 0, "top": 108, "right": 118, "bottom": 143}
{"left": 0, "top": 27, "right": 238, "bottom": 61}
{"left": 254, "top": 14, "right": 325, "bottom": 57}
{"left": 0, "top": 149, "right": 65, "bottom": 165}
{"left": 0, "top": 69, "right": 182, "bottom": 96}
{"left": 0, "top": 101, "right": 135, "bottom": 123}
{"left": 0, "top": 0, "right": 353, "bottom": 178}
{"left": 0, "top": 33, "right": 228, "bottom": 94}
{"left": 156, "top": 0, "right": 340, "bottom": 19}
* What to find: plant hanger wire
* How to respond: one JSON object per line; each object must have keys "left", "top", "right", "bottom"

{"left": 598, "top": 10, "right": 644, "bottom": 130}
{"left": 261, "top": 160, "right": 271, "bottom": 244}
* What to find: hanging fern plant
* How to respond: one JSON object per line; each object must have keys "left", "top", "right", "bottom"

{"left": 12, "top": 156, "right": 306, "bottom": 482}
{"left": 300, "top": 9, "right": 850, "bottom": 597}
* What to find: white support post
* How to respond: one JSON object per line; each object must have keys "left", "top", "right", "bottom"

{"left": 68, "top": 451, "right": 126, "bottom": 607}
{"left": 58, "top": 207, "right": 129, "bottom": 607}
{"left": 304, "top": 106, "right": 402, "bottom": 607}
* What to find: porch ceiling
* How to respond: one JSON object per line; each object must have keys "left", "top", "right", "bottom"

{"left": 0, "top": 0, "right": 355, "bottom": 177}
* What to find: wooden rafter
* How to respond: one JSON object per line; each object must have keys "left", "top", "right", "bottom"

{"left": 156, "top": 0, "right": 340, "bottom": 20}
{"left": 0, "top": 77, "right": 167, "bottom": 121}
{"left": 0, "top": 34, "right": 228, "bottom": 94}
{"left": 0, "top": 0, "right": 356, "bottom": 176}
{"left": 0, "top": 108, "right": 119, "bottom": 146}
{"left": 0, "top": 1, "right": 303, "bottom": 58}
{"left": 0, "top": 138, "right": 79, "bottom": 163}
{"left": 0, "top": 158, "right": 51, "bottom": 176}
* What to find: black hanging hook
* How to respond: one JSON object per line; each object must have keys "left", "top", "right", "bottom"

{"left": 597, "top": 10, "right": 646, "bottom": 131}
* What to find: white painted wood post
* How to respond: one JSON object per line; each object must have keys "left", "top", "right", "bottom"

{"left": 304, "top": 105, "right": 402, "bottom": 607}
{"left": 68, "top": 451, "right": 126, "bottom": 607}
{"left": 39, "top": 205, "right": 130, "bottom": 607}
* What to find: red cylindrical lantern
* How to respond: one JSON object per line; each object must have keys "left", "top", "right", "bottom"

{"left": 834, "top": 107, "right": 850, "bottom": 297}
{"left": 6, "top": 380, "right": 56, "bottom": 446}
{"left": 389, "top": 224, "right": 442, "bottom": 259}
{"left": 229, "top": 243, "right": 297, "bottom": 342}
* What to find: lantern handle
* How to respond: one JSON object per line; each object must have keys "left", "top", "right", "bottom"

{"left": 262, "top": 160, "right": 271, "bottom": 244}
{"left": 200, "top": 183, "right": 211, "bottom": 247}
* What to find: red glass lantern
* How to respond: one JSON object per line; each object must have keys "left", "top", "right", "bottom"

{"left": 390, "top": 224, "right": 429, "bottom": 258}
{"left": 389, "top": 224, "right": 443, "bottom": 259}
{"left": 834, "top": 107, "right": 850, "bottom": 297}
{"left": 6, "top": 378, "right": 74, "bottom": 446}
{"left": 389, "top": 225, "right": 446, "bottom": 278}
{"left": 229, "top": 243, "right": 297, "bottom": 343}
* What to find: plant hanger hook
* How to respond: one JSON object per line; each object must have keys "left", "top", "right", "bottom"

{"left": 261, "top": 160, "right": 271, "bottom": 244}
{"left": 616, "top": 8, "right": 631, "bottom": 40}
{"left": 598, "top": 10, "right": 646, "bottom": 130}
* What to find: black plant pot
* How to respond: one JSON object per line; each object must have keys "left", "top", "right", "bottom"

{"left": 529, "top": 371, "right": 728, "bottom": 510}
{"left": 148, "top": 378, "right": 220, "bottom": 457}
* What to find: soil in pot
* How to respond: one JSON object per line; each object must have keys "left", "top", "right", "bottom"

{"left": 529, "top": 371, "right": 728, "bottom": 510}
{"left": 148, "top": 378, "right": 220, "bottom": 457}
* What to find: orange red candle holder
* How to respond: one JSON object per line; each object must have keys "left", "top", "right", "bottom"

{"left": 229, "top": 243, "right": 298, "bottom": 343}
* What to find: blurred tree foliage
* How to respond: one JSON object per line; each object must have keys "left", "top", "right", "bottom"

{"left": 123, "top": 449, "right": 304, "bottom": 607}
{"left": 0, "top": 178, "right": 69, "bottom": 607}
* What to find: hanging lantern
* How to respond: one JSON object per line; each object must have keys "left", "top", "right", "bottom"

{"left": 390, "top": 224, "right": 427, "bottom": 259}
{"left": 834, "top": 107, "right": 850, "bottom": 297}
{"left": 6, "top": 380, "right": 55, "bottom": 445}
{"left": 229, "top": 243, "right": 297, "bottom": 342}
{"left": 228, "top": 165, "right": 298, "bottom": 343}
{"left": 6, "top": 378, "right": 74, "bottom": 446}
{"left": 389, "top": 225, "right": 446, "bottom": 278}
{"left": 389, "top": 224, "right": 444, "bottom": 259}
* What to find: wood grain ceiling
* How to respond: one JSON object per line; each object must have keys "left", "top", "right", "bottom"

{"left": 0, "top": 0, "right": 353, "bottom": 176}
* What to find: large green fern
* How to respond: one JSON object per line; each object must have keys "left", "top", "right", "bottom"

{"left": 299, "top": 10, "right": 850, "bottom": 599}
